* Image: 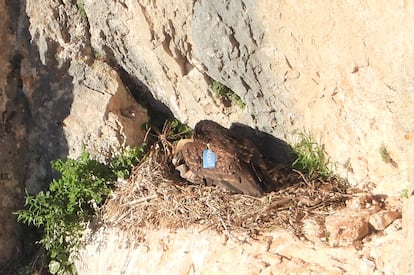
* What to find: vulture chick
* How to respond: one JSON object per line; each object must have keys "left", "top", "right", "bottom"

{"left": 173, "top": 120, "right": 272, "bottom": 197}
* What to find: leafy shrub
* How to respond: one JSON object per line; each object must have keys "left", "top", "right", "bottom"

{"left": 15, "top": 146, "right": 146, "bottom": 274}
{"left": 292, "top": 132, "right": 331, "bottom": 180}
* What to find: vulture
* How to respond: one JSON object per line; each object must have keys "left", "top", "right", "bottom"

{"left": 172, "top": 120, "right": 292, "bottom": 196}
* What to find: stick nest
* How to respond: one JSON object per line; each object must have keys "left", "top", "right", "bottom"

{"left": 101, "top": 144, "right": 352, "bottom": 240}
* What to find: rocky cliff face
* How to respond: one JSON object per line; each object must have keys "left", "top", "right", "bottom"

{"left": 1, "top": 0, "right": 413, "bottom": 272}
{"left": 0, "top": 0, "right": 26, "bottom": 265}
{"left": 0, "top": 0, "right": 147, "bottom": 267}
{"left": 83, "top": 0, "right": 414, "bottom": 196}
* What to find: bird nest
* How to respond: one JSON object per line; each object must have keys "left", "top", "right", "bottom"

{"left": 101, "top": 143, "right": 353, "bottom": 241}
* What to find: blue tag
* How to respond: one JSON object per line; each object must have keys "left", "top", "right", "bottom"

{"left": 203, "top": 149, "right": 216, "bottom": 169}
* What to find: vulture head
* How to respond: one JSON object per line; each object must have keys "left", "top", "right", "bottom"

{"left": 172, "top": 138, "right": 192, "bottom": 166}
{"left": 172, "top": 138, "right": 202, "bottom": 184}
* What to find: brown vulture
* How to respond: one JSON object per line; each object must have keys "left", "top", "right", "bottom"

{"left": 172, "top": 120, "right": 288, "bottom": 197}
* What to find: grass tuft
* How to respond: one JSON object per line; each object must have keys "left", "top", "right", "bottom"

{"left": 76, "top": 0, "right": 87, "bottom": 18}
{"left": 379, "top": 145, "right": 391, "bottom": 163}
{"left": 291, "top": 131, "right": 331, "bottom": 180}
{"left": 400, "top": 189, "right": 409, "bottom": 199}
{"left": 379, "top": 144, "right": 398, "bottom": 168}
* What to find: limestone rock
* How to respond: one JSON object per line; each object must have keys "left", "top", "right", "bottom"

{"left": 369, "top": 210, "right": 402, "bottom": 231}
{"left": 346, "top": 193, "right": 385, "bottom": 213}
{"left": 19, "top": 0, "right": 148, "bottom": 189}
{"left": 400, "top": 196, "right": 414, "bottom": 273}
{"left": 384, "top": 217, "right": 402, "bottom": 235}
{"left": 63, "top": 60, "right": 148, "bottom": 160}
{"left": 0, "top": 0, "right": 148, "bottom": 266}
{"left": 82, "top": 0, "right": 414, "bottom": 197}
{"left": 0, "top": 0, "right": 28, "bottom": 265}
{"left": 325, "top": 210, "right": 370, "bottom": 247}
{"left": 301, "top": 217, "right": 325, "bottom": 243}
{"left": 365, "top": 230, "right": 401, "bottom": 274}
{"left": 75, "top": 225, "right": 397, "bottom": 274}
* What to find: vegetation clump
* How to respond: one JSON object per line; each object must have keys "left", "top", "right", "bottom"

{"left": 16, "top": 146, "right": 146, "bottom": 274}
{"left": 379, "top": 144, "right": 398, "bottom": 168}
{"left": 14, "top": 119, "right": 191, "bottom": 274}
{"left": 211, "top": 80, "right": 246, "bottom": 109}
{"left": 400, "top": 188, "right": 409, "bottom": 199}
{"left": 164, "top": 119, "right": 193, "bottom": 142}
{"left": 291, "top": 131, "right": 332, "bottom": 180}
{"left": 76, "top": 0, "right": 87, "bottom": 18}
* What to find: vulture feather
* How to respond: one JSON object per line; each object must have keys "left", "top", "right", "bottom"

{"left": 173, "top": 120, "right": 277, "bottom": 196}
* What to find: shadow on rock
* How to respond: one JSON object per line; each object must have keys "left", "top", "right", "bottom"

{"left": 229, "top": 122, "right": 297, "bottom": 168}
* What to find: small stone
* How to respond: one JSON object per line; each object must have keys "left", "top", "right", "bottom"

{"left": 346, "top": 194, "right": 383, "bottom": 213}
{"left": 325, "top": 210, "right": 370, "bottom": 247}
{"left": 302, "top": 218, "right": 324, "bottom": 242}
{"left": 359, "top": 258, "right": 376, "bottom": 274}
{"left": 384, "top": 218, "right": 402, "bottom": 235}
{"left": 369, "top": 210, "right": 402, "bottom": 231}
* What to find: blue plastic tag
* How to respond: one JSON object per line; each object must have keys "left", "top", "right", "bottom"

{"left": 203, "top": 149, "right": 216, "bottom": 169}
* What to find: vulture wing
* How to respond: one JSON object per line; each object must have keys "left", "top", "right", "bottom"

{"left": 174, "top": 137, "right": 264, "bottom": 196}
{"left": 194, "top": 120, "right": 270, "bottom": 191}
{"left": 194, "top": 120, "right": 265, "bottom": 167}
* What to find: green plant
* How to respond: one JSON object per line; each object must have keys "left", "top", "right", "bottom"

{"left": 211, "top": 80, "right": 246, "bottom": 109}
{"left": 400, "top": 189, "right": 409, "bottom": 199}
{"left": 379, "top": 145, "right": 390, "bottom": 162}
{"left": 76, "top": 0, "right": 87, "bottom": 18}
{"left": 379, "top": 144, "right": 398, "bottom": 168}
{"left": 110, "top": 145, "right": 147, "bottom": 179}
{"left": 15, "top": 146, "right": 147, "bottom": 274}
{"left": 292, "top": 131, "right": 331, "bottom": 180}
{"left": 166, "top": 119, "right": 193, "bottom": 142}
